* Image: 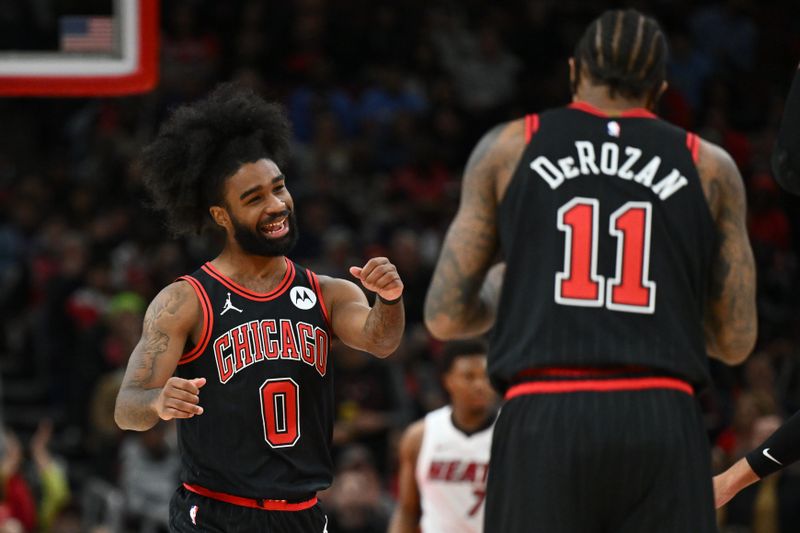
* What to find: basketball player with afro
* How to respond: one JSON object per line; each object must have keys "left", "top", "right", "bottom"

{"left": 114, "top": 84, "right": 405, "bottom": 532}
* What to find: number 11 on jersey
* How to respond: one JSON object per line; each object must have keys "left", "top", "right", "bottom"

{"left": 555, "top": 197, "right": 656, "bottom": 314}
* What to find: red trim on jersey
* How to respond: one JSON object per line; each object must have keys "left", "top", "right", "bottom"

{"left": 686, "top": 132, "right": 700, "bottom": 163}
{"left": 182, "top": 483, "right": 317, "bottom": 511}
{"left": 177, "top": 276, "right": 213, "bottom": 365}
{"left": 568, "top": 101, "right": 657, "bottom": 119}
{"left": 201, "top": 259, "right": 295, "bottom": 302}
{"left": 524, "top": 114, "right": 540, "bottom": 144}
{"left": 306, "top": 269, "right": 331, "bottom": 330}
{"left": 524, "top": 114, "right": 531, "bottom": 143}
{"left": 505, "top": 376, "right": 693, "bottom": 399}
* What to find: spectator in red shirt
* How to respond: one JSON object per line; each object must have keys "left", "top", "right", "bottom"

{"left": 0, "top": 431, "right": 36, "bottom": 532}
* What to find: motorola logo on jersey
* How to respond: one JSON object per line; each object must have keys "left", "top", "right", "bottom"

{"left": 290, "top": 286, "right": 317, "bottom": 310}
{"left": 213, "top": 319, "right": 329, "bottom": 383}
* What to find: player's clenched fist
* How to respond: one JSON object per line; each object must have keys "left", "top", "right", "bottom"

{"left": 155, "top": 376, "right": 206, "bottom": 420}
{"left": 349, "top": 257, "right": 404, "bottom": 302}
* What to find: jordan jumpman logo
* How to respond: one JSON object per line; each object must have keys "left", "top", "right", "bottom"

{"left": 220, "top": 292, "right": 243, "bottom": 315}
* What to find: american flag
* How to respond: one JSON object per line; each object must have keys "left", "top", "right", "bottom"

{"left": 60, "top": 16, "right": 115, "bottom": 53}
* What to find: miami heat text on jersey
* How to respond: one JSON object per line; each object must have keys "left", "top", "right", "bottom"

{"left": 174, "top": 259, "right": 334, "bottom": 501}
{"left": 489, "top": 102, "right": 716, "bottom": 393}
{"left": 416, "top": 406, "right": 494, "bottom": 533}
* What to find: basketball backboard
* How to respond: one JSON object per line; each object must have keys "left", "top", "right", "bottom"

{"left": 0, "top": 0, "right": 158, "bottom": 96}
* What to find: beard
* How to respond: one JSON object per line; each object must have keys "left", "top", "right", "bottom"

{"left": 230, "top": 209, "right": 299, "bottom": 257}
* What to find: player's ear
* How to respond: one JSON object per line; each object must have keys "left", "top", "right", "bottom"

{"left": 568, "top": 57, "right": 580, "bottom": 96}
{"left": 209, "top": 205, "right": 229, "bottom": 229}
{"left": 648, "top": 80, "right": 668, "bottom": 110}
{"left": 567, "top": 57, "right": 590, "bottom": 96}
{"left": 442, "top": 372, "right": 455, "bottom": 396}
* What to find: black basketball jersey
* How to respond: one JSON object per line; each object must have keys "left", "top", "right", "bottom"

{"left": 174, "top": 258, "right": 333, "bottom": 500}
{"left": 489, "top": 102, "right": 716, "bottom": 393}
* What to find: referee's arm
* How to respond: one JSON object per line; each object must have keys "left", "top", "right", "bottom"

{"left": 713, "top": 409, "right": 800, "bottom": 507}
{"left": 772, "top": 64, "right": 800, "bottom": 194}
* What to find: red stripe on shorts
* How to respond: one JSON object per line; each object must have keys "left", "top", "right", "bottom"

{"left": 505, "top": 376, "right": 694, "bottom": 400}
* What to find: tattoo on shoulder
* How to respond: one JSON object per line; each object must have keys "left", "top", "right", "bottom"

{"left": 701, "top": 143, "right": 756, "bottom": 354}
{"left": 463, "top": 123, "right": 507, "bottom": 175}
{"left": 128, "top": 284, "right": 188, "bottom": 387}
{"left": 698, "top": 143, "right": 745, "bottom": 218}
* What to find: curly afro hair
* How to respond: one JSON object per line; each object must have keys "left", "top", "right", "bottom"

{"left": 141, "top": 82, "right": 291, "bottom": 236}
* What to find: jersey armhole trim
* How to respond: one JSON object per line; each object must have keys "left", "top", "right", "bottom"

{"left": 176, "top": 275, "right": 213, "bottom": 365}
{"left": 524, "top": 113, "right": 539, "bottom": 144}
{"left": 306, "top": 269, "right": 331, "bottom": 332}
{"left": 686, "top": 132, "right": 700, "bottom": 164}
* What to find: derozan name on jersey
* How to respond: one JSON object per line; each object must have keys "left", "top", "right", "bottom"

{"left": 213, "top": 319, "right": 329, "bottom": 383}
{"left": 531, "top": 140, "right": 689, "bottom": 200}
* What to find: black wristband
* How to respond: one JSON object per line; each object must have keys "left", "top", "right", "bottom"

{"left": 378, "top": 294, "right": 402, "bottom": 305}
{"left": 744, "top": 409, "right": 800, "bottom": 478}
{"left": 746, "top": 448, "right": 780, "bottom": 479}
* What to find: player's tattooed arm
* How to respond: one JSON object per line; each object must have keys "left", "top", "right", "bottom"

{"left": 425, "top": 120, "right": 523, "bottom": 339}
{"left": 115, "top": 281, "right": 203, "bottom": 431}
{"left": 697, "top": 139, "right": 757, "bottom": 365}
{"left": 320, "top": 259, "right": 405, "bottom": 358}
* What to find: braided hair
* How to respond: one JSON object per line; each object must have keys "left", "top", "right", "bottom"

{"left": 573, "top": 9, "right": 668, "bottom": 101}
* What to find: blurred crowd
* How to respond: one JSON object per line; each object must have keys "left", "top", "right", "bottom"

{"left": 0, "top": 0, "right": 799, "bottom": 531}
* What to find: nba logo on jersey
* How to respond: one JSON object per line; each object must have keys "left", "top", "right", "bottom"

{"left": 607, "top": 121, "right": 621, "bottom": 137}
{"left": 189, "top": 505, "right": 198, "bottom": 525}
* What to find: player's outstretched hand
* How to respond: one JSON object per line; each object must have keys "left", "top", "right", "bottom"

{"left": 155, "top": 377, "right": 206, "bottom": 420}
{"left": 712, "top": 458, "right": 759, "bottom": 509}
{"left": 713, "top": 473, "right": 734, "bottom": 508}
{"left": 349, "top": 257, "right": 404, "bottom": 302}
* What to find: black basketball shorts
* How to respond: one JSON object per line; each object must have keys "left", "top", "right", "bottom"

{"left": 484, "top": 379, "right": 717, "bottom": 533}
